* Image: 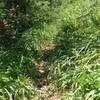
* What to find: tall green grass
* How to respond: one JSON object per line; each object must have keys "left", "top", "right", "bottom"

{"left": 48, "top": 0, "right": 100, "bottom": 99}
{"left": 0, "top": 0, "right": 99, "bottom": 99}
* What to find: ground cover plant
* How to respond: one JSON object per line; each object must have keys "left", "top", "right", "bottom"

{"left": 0, "top": 0, "right": 100, "bottom": 99}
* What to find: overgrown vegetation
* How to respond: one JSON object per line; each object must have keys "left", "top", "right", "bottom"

{"left": 0, "top": 0, "right": 100, "bottom": 99}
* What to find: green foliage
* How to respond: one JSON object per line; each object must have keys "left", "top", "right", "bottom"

{"left": 0, "top": 72, "right": 36, "bottom": 99}
{"left": 0, "top": 0, "right": 53, "bottom": 48}
{"left": 50, "top": 49, "right": 100, "bottom": 99}
{"left": 48, "top": 0, "right": 100, "bottom": 99}
{"left": 55, "top": 0, "right": 99, "bottom": 51}
{"left": 0, "top": 0, "right": 99, "bottom": 99}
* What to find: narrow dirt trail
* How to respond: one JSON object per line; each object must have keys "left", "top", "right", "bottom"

{"left": 33, "top": 43, "right": 68, "bottom": 100}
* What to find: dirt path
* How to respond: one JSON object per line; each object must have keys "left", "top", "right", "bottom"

{"left": 33, "top": 43, "right": 68, "bottom": 99}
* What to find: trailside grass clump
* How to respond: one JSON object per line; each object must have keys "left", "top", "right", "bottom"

{"left": 48, "top": 0, "right": 100, "bottom": 99}
{"left": 0, "top": 0, "right": 57, "bottom": 99}
{"left": 50, "top": 49, "right": 100, "bottom": 99}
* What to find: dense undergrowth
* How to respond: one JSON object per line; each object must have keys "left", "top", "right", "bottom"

{"left": 0, "top": 0, "right": 100, "bottom": 99}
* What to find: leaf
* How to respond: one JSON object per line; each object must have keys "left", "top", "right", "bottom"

{"left": 85, "top": 90, "right": 95, "bottom": 100}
